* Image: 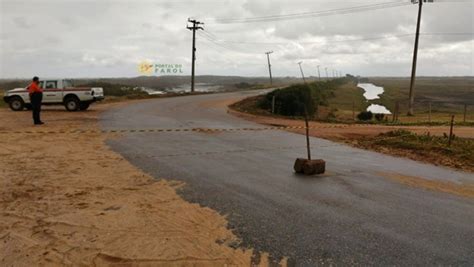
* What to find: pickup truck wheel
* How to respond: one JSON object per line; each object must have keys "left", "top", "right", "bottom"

{"left": 64, "top": 97, "right": 80, "bottom": 111}
{"left": 8, "top": 97, "right": 25, "bottom": 111}
{"left": 79, "top": 102, "right": 90, "bottom": 111}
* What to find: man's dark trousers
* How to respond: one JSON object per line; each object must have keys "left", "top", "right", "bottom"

{"left": 30, "top": 92, "right": 43, "bottom": 124}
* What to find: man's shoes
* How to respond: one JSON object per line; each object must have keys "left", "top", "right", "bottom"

{"left": 34, "top": 122, "right": 45, "bottom": 125}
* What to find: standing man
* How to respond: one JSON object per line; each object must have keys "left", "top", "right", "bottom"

{"left": 28, "top": 76, "right": 44, "bottom": 125}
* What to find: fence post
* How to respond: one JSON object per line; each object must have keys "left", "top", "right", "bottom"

{"left": 448, "top": 114, "right": 455, "bottom": 147}
{"left": 392, "top": 103, "right": 396, "bottom": 122}
{"left": 428, "top": 102, "right": 432, "bottom": 123}
{"left": 394, "top": 101, "right": 400, "bottom": 122}
{"left": 464, "top": 104, "right": 467, "bottom": 123}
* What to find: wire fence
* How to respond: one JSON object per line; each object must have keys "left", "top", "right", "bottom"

{"left": 323, "top": 99, "right": 473, "bottom": 124}
{"left": 385, "top": 100, "right": 472, "bottom": 123}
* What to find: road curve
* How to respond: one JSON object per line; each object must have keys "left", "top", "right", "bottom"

{"left": 101, "top": 91, "right": 474, "bottom": 266}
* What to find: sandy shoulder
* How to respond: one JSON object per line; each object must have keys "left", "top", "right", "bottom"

{"left": 0, "top": 104, "right": 274, "bottom": 266}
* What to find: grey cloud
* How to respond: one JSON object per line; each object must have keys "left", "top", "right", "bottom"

{"left": 0, "top": 0, "right": 472, "bottom": 78}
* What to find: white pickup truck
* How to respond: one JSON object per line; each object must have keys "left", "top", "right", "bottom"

{"left": 3, "top": 79, "right": 104, "bottom": 111}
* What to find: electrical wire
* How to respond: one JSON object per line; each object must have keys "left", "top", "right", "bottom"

{"left": 199, "top": 29, "right": 473, "bottom": 46}
{"left": 205, "top": 1, "right": 412, "bottom": 24}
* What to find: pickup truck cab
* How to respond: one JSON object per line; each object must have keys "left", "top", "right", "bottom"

{"left": 3, "top": 79, "right": 104, "bottom": 111}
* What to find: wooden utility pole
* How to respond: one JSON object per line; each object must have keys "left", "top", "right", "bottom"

{"left": 325, "top": 67, "right": 328, "bottom": 80}
{"left": 408, "top": 0, "right": 424, "bottom": 116}
{"left": 265, "top": 51, "right": 274, "bottom": 86}
{"left": 298, "top": 62, "right": 306, "bottom": 84}
{"left": 187, "top": 18, "right": 204, "bottom": 93}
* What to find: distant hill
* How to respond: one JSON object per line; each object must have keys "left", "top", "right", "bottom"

{"left": 0, "top": 75, "right": 308, "bottom": 92}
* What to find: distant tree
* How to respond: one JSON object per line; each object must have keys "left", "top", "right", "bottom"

{"left": 374, "top": 113, "right": 385, "bottom": 121}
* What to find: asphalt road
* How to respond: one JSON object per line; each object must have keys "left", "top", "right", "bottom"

{"left": 101, "top": 91, "right": 474, "bottom": 266}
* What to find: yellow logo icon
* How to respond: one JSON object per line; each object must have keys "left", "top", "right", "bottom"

{"left": 138, "top": 61, "right": 153, "bottom": 75}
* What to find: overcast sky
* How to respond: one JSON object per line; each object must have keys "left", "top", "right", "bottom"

{"left": 0, "top": 0, "right": 473, "bottom": 78}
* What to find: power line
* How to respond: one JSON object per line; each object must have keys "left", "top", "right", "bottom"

{"left": 205, "top": 1, "right": 411, "bottom": 24}
{"left": 197, "top": 31, "right": 261, "bottom": 55}
{"left": 196, "top": 31, "right": 472, "bottom": 47}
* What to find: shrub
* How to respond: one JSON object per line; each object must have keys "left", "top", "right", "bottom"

{"left": 357, "top": 111, "right": 373, "bottom": 121}
{"left": 258, "top": 84, "right": 315, "bottom": 117}
{"left": 374, "top": 113, "right": 385, "bottom": 121}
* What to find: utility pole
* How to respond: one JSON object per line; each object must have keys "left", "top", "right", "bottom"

{"left": 265, "top": 51, "right": 274, "bottom": 86}
{"left": 298, "top": 62, "right": 306, "bottom": 84}
{"left": 407, "top": 0, "right": 426, "bottom": 116}
{"left": 317, "top": 65, "right": 321, "bottom": 81}
{"left": 325, "top": 67, "right": 328, "bottom": 80}
{"left": 187, "top": 18, "right": 204, "bottom": 93}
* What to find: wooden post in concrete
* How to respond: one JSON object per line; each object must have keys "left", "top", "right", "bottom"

{"left": 448, "top": 114, "right": 455, "bottom": 147}
{"left": 304, "top": 109, "right": 311, "bottom": 160}
{"left": 293, "top": 101, "right": 326, "bottom": 175}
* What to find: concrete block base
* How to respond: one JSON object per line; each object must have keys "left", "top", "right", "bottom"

{"left": 294, "top": 158, "right": 326, "bottom": 175}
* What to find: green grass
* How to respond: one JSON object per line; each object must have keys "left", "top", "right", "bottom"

{"left": 326, "top": 81, "right": 368, "bottom": 120}
{"left": 369, "top": 77, "right": 474, "bottom": 115}
{"left": 357, "top": 129, "right": 474, "bottom": 171}
{"left": 320, "top": 77, "right": 474, "bottom": 125}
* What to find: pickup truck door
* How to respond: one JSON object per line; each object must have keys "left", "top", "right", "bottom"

{"left": 43, "top": 80, "right": 63, "bottom": 103}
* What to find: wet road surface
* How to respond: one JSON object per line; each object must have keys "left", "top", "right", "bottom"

{"left": 101, "top": 91, "right": 474, "bottom": 266}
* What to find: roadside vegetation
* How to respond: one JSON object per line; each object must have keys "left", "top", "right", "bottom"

{"left": 231, "top": 77, "right": 357, "bottom": 119}
{"left": 233, "top": 76, "right": 474, "bottom": 126}
{"left": 356, "top": 130, "right": 474, "bottom": 172}
{"left": 0, "top": 92, "right": 5, "bottom": 108}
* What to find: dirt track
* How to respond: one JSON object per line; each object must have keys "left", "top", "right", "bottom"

{"left": 0, "top": 104, "right": 276, "bottom": 266}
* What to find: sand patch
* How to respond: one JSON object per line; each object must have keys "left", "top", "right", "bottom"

{"left": 0, "top": 105, "right": 280, "bottom": 266}
{"left": 378, "top": 172, "right": 474, "bottom": 199}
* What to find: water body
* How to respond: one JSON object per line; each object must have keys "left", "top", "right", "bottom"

{"left": 168, "top": 83, "right": 223, "bottom": 93}
{"left": 357, "top": 83, "right": 392, "bottom": 114}
{"left": 357, "top": 83, "right": 384, "bottom": 100}
{"left": 367, "top": 104, "right": 391, "bottom": 114}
